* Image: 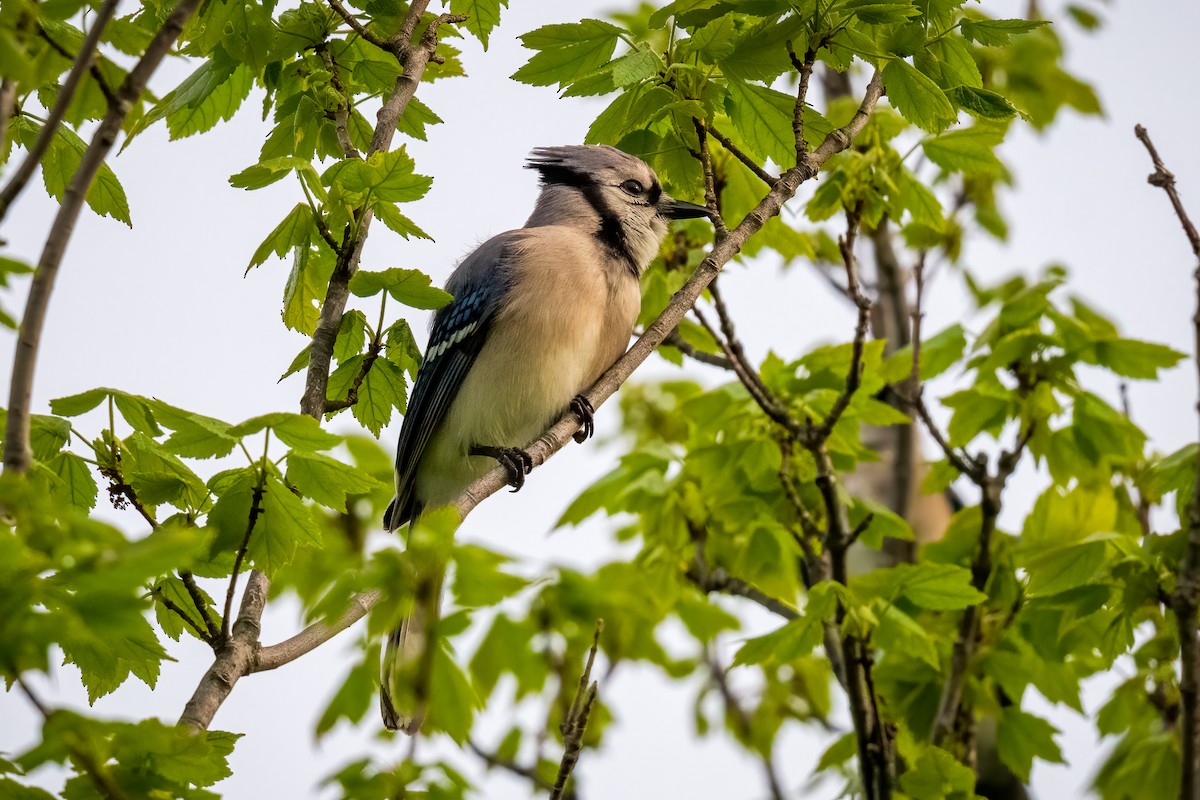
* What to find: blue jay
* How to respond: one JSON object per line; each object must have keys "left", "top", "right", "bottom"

{"left": 380, "top": 145, "right": 709, "bottom": 732}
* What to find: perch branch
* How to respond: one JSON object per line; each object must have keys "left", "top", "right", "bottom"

{"left": 1136, "top": 123, "right": 1200, "bottom": 800}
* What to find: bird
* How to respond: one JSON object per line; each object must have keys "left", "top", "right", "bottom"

{"left": 380, "top": 144, "right": 710, "bottom": 732}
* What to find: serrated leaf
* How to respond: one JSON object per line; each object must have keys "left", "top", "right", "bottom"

{"left": 229, "top": 412, "right": 341, "bottom": 450}
{"left": 32, "top": 124, "right": 130, "bottom": 224}
{"left": 348, "top": 267, "right": 452, "bottom": 309}
{"left": 248, "top": 203, "right": 316, "bottom": 270}
{"left": 450, "top": 0, "right": 508, "bottom": 49}
{"left": 373, "top": 200, "right": 432, "bottom": 240}
{"left": 852, "top": 562, "right": 986, "bottom": 610}
{"left": 947, "top": 85, "right": 1018, "bottom": 120}
{"left": 328, "top": 147, "right": 432, "bottom": 203}
{"left": 512, "top": 20, "right": 621, "bottom": 87}
{"left": 724, "top": 79, "right": 796, "bottom": 168}
{"left": 997, "top": 707, "right": 1064, "bottom": 781}
{"left": 883, "top": 59, "right": 957, "bottom": 133}
{"left": 961, "top": 18, "right": 1048, "bottom": 46}
{"left": 923, "top": 125, "right": 1005, "bottom": 174}
{"left": 285, "top": 450, "right": 386, "bottom": 512}
{"left": 250, "top": 475, "right": 322, "bottom": 575}
{"left": 47, "top": 452, "right": 97, "bottom": 509}
{"left": 352, "top": 358, "right": 409, "bottom": 436}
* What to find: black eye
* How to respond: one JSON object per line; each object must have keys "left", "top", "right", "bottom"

{"left": 621, "top": 179, "right": 644, "bottom": 196}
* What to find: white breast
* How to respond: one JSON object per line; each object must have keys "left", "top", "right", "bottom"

{"left": 412, "top": 227, "right": 640, "bottom": 508}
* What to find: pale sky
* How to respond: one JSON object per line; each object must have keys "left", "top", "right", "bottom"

{"left": 2, "top": 1, "right": 1199, "bottom": 798}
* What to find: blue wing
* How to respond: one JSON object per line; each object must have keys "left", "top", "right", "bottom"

{"left": 384, "top": 241, "right": 511, "bottom": 529}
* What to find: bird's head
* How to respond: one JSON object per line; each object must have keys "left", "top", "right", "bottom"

{"left": 524, "top": 144, "right": 709, "bottom": 274}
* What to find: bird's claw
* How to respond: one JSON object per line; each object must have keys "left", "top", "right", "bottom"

{"left": 471, "top": 445, "right": 534, "bottom": 492}
{"left": 570, "top": 395, "right": 595, "bottom": 444}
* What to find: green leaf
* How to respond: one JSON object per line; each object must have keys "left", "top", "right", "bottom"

{"left": 960, "top": 18, "right": 1049, "bottom": 46}
{"left": 852, "top": 562, "right": 986, "bottom": 610}
{"left": 1089, "top": 338, "right": 1186, "bottom": 380}
{"left": 123, "top": 433, "right": 209, "bottom": 510}
{"left": 348, "top": 267, "right": 452, "bottom": 309}
{"left": 424, "top": 645, "right": 482, "bottom": 743}
{"left": 285, "top": 450, "right": 386, "bottom": 512}
{"left": 922, "top": 125, "right": 1005, "bottom": 174}
{"left": 451, "top": 545, "right": 528, "bottom": 607}
{"left": 248, "top": 204, "right": 315, "bottom": 270}
{"left": 883, "top": 59, "right": 957, "bottom": 133}
{"left": 352, "top": 358, "right": 409, "bottom": 437}
{"left": 251, "top": 475, "right": 322, "bottom": 575}
{"left": 512, "top": 20, "right": 622, "bottom": 87}
{"left": 229, "top": 412, "right": 341, "bottom": 451}
{"left": 450, "top": 0, "right": 508, "bottom": 48}
{"left": 221, "top": 1, "right": 278, "bottom": 71}
{"left": 899, "top": 745, "right": 976, "bottom": 798}
{"left": 844, "top": 0, "right": 920, "bottom": 25}
{"left": 34, "top": 125, "right": 130, "bottom": 224}
{"left": 152, "top": 401, "right": 239, "bottom": 459}
{"left": 328, "top": 147, "right": 432, "bottom": 203}
{"left": 230, "top": 156, "right": 321, "bottom": 191}
{"left": 47, "top": 452, "right": 97, "bottom": 509}
{"left": 153, "top": 575, "right": 214, "bottom": 642}
{"left": 997, "top": 707, "right": 1064, "bottom": 782}
{"left": 282, "top": 243, "right": 335, "bottom": 334}
{"left": 316, "top": 640, "right": 381, "bottom": 737}
{"left": 732, "top": 617, "right": 820, "bottom": 667}
{"left": 946, "top": 85, "right": 1019, "bottom": 120}
{"left": 724, "top": 79, "right": 796, "bottom": 168}
{"left": 374, "top": 200, "right": 433, "bottom": 241}
{"left": 610, "top": 48, "right": 661, "bottom": 86}
{"left": 397, "top": 96, "right": 443, "bottom": 142}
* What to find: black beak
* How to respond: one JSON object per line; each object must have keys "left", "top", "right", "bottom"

{"left": 661, "top": 196, "right": 711, "bottom": 220}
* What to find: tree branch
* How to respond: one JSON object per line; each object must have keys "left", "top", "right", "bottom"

{"left": 254, "top": 589, "right": 382, "bottom": 672}
{"left": 451, "top": 68, "right": 884, "bottom": 520}
{"left": 1136, "top": 123, "right": 1200, "bottom": 800}
{"left": 550, "top": 621, "right": 603, "bottom": 800}
{"left": 316, "top": 42, "right": 362, "bottom": 160}
{"left": 299, "top": 3, "right": 462, "bottom": 421}
{"left": 468, "top": 740, "right": 555, "bottom": 792}
{"left": 708, "top": 122, "right": 779, "bottom": 187}
{"left": 660, "top": 326, "right": 732, "bottom": 369}
{"left": 0, "top": 0, "right": 122, "bottom": 223}
{"left": 686, "top": 561, "right": 801, "bottom": 621}
{"left": 326, "top": 0, "right": 391, "bottom": 52}
{"left": 4, "top": 0, "right": 205, "bottom": 474}
{"left": 180, "top": 4, "right": 460, "bottom": 732}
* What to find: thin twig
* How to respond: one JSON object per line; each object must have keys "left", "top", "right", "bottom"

{"left": 180, "top": 570, "right": 221, "bottom": 641}
{"left": 0, "top": 0, "right": 122, "bottom": 222}
{"left": 551, "top": 621, "right": 603, "bottom": 800}
{"left": 1136, "top": 123, "right": 1200, "bottom": 800}
{"left": 316, "top": 42, "right": 362, "bottom": 160}
{"left": 708, "top": 123, "right": 779, "bottom": 187}
{"left": 685, "top": 561, "right": 800, "bottom": 621}
{"left": 693, "top": 117, "right": 728, "bottom": 239}
{"left": 4, "top": 0, "right": 206, "bottom": 473}
{"left": 255, "top": 589, "right": 382, "bottom": 671}
{"left": 221, "top": 431, "right": 268, "bottom": 642}
{"left": 327, "top": 0, "right": 392, "bottom": 51}
{"left": 151, "top": 586, "right": 211, "bottom": 641}
{"left": 808, "top": 204, "right": 872, "bottom": 443}
{"left": 660, "top": 326, "right": 732, "bottom": 369}
{"left": 468, "top": 740, "right": 554, "bottom": 792}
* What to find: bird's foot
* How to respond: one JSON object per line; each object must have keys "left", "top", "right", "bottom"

{"left": 470, "top": 445, "right": 534, "bottom": 492}
{"left": 570, "top": 395, "right": 595, "bottom": 444}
